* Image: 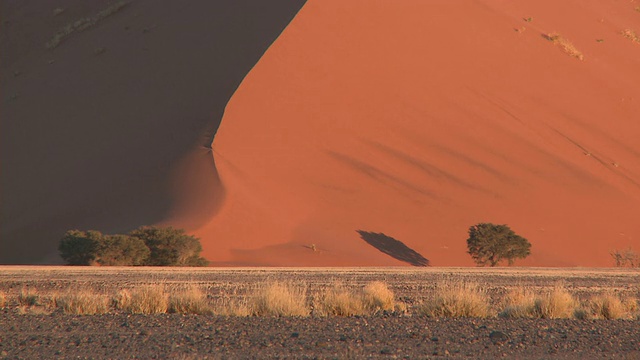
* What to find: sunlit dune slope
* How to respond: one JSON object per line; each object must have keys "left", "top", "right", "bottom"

{"left": 0, "top": 1, "right": 305, "bottom": 263}
{"left": 196, "top": 0, "right": 640, "bottom": 266}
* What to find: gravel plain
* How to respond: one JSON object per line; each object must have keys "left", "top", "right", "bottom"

{"left": 1, "top": 266, "right": 639, "bottom": 359}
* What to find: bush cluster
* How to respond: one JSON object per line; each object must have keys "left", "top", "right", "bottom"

{"left": 58, "top": 226, "right": 208, "bottom": 266}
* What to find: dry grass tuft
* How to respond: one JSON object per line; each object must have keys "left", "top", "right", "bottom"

{"left": 168, "top": 287, "right": 213, "bottom": 315}
{"left": 622, "top": 29, "right": 640, "bottom": 44}
{"left": 543, "top": 33, "right": 584, "bottom": 60}
{"left": 499, "top": 287, "right": 536, "bottom": 318}
{"left": 573, "top": 308, "right": 591, "bottom": 320}
{"left": 623, "top": 297, "right": 638, "bottom": 313}
{"left": 315, "top": 283, "right": 366, "bottom": 316}
{"left": 362, "top": 281, "right": 397, "bottom": 312}
{"left": 532, "top": 284, "right": 577, "bottom": 319}
{"left": 0, "top": 292, "right": 6, "bottom": 308}
{"left": 16, "top": 305, "right": 53, "bottom": 315}
{"left": 57, "top": 289, "right": 109, "bottom": 315}
{"left": 314, "top": 281, "right": 402, "bottom": 316}
{"left": 250, "top": 282, "right": 309, "bottom": 317}
{"left": 115, "top": 285, "right": 168, "bottom": 314}
{"left": 420, "top": 281, "right": 490, "bottom": 318}
{"left": 214, "top": 297, "right": 252, "bottom": 317}
{"left": 18, "top": 288, "right": 41, "bottom": 306}
{"left": 588, "top": 293, "right": 626, "bottom": 319}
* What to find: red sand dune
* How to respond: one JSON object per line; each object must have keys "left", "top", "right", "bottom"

{"left": 2, "top": 1, "right": 639, "bottom": 266}
{"left": 191, "top": 0, "right": 640, "bottom": 266}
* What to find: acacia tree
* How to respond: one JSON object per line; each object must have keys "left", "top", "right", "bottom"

{"left": 59, "top": 230, "right": 150, "bottom": 265}
{"left": 95, "top": 234, "right": 150, "bottom": 266}
{"left": 466, "top": 223, "right": 531, "bottom": 266}
{"left": 58, "top": 230, "right": 103, "bottom": 265}
{"left": 129, "top": 226, "right": 208, "bottom": 266}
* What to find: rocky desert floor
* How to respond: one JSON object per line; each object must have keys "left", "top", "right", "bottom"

{"left": 0, "top": 266, "right": 639, "bottom": 359}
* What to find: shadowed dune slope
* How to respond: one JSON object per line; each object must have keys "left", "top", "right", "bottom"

{"left": 198, "top": 0, "right": 640, "bottom": 266}
{"left": 0, "top": 1, "right": 306, "bottom": 263}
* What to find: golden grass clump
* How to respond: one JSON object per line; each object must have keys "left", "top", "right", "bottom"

{"left": 250, "top": 282, "right": 309, "bottom": 317}
{"left": 168, "top": 287, "right": 213, "bottom": 315}
{"left": 580, "top": 294, "right": 638, "bottom": 320}
{"left": 315, "top": 283, "right": 367, "bottom": 316}
{"left": 362, "top": 281, "right": 397, "bottom": 312}
{"left": 214, "top": 297, "right": 252, "bottom": 317}
{"left": 623, "top": 297, "right": 638, "bottom": 313}
{"left": 544, "top": 33, "right": 584, "bottom": 60}
{"left": 420, "top": 281, "right": 490, "bottom": 318}
{"left": 115, "top": 285, "right": 168, "bottom": 314}
{"left": 622, "top": 29, "right": 640, "bottom": 44}
{"left": 532, "top": 284, "right": 576, "bottom": 319}
{"left": 57, "top": 289, "right": 109, "bottom": 315}
{"left": 499, "top": 287, "right": 536, "bottom": 318}
{"left": 588, "top": 293, "right": 626, "bottom": 319}
{"left": 0, "top": 292, "right": 6, "bottom": 308}
{"left": 314, "top": 281, "right": 402, "bottom": 316}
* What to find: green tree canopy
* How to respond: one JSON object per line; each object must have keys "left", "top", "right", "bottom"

{"left": 466, "top": 223, "right": 531, "bottom": 267}
{"left": 94, "top": 234, "right": 150, "bottom": 266}
{"left": 58, "top": 227, "right": 207, "bottom": 266}
{"left": 58, "top": 230, "right": 104, "bottom": 265}
{"left": 129, "top": 226, "right": 208, "bottom": 266}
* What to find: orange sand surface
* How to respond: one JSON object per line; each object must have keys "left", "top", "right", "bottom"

{"left": 2, "top": 1, "right": 639, "bottom": 266}
{"left": 192, "top": 0, "right": 640, "bottom": 266}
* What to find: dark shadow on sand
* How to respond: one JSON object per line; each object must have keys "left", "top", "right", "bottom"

{"left": 357, "top": 230, "right": 430, "bottom": 267}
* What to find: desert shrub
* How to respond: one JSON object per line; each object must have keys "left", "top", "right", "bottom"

{"left": 115, "top": 285, "right": 168, "bottom": 314}
{"left": 499, "top": 287, "right": 536, "bottom": 318}
{"left": 94, "top": 234, "right": 150, "bottom": 266}
{"left": 420, "top": 281, "right": 490, "bottom": 318}
{"left": 129, "top": 226, "right": 208, "bottom": 266}
{"left": 532, "top": 284, "right": 576, "bottom": 319}
{"left": 168, "top": 287, "right": 213, "bottom": 315}
{"left": 250, "top": 282, "right": 309, "bottom": 317}
{"left": 467, "top": 223, "right": 531, "bottom": 266}
{"left": 58, "top": 230, "right": 103, "bottom": 265}
{"left": 57, "top": 290, "right": 109, "bottom": 315}
{"left": 610, "top": 248, "right": 639, "bottom": 268}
